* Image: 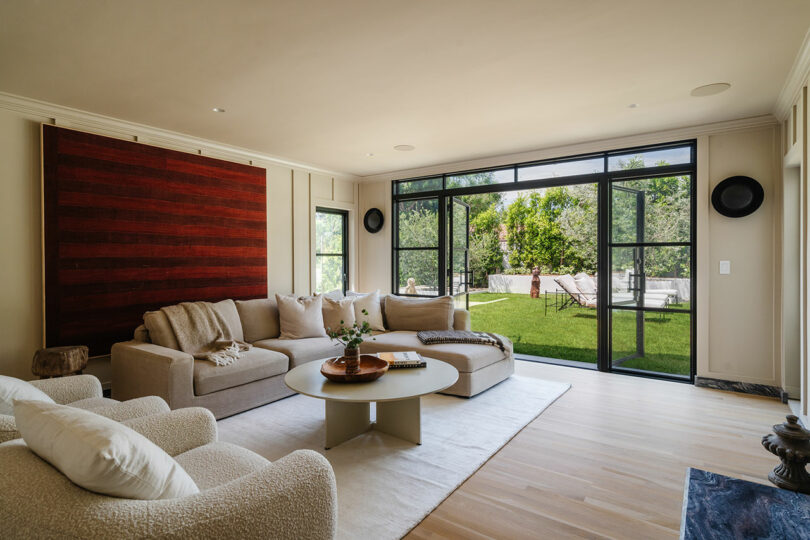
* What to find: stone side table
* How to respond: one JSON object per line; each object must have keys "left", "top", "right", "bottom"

{"left": 32, "top": 345, "right": 88, "bottom": 378}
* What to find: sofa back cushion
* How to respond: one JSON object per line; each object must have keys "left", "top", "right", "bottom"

{"left": 235, "top": 298, "right": 280, "bottom": 342}
{"left": 143, "top": 310, "right": 181, "bottom": 350}
{"left": 276, "top": 294, "right": 328, "bottom": 339}
{"left": 15, "top": 400, "right": 199, "bottom": 500}
{"left": 213, "top": 299, "right": 244, "bottom": 342}
{"left": 384, "top": 295, "right": 454, "bottom": 331}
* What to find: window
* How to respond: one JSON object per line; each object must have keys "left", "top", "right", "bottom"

{"left": 315, "top": 208, "right": 348, "bottom": 294}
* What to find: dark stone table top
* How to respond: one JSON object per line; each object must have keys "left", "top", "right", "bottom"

{"left": 681, "top": 468, "right": 810, "bottom": 539}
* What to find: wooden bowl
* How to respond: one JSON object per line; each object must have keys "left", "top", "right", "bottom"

{"left": 320, "top": 355, "right": 389, "bottom": 383}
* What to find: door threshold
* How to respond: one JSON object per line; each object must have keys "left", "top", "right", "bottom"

{"left": 514, "top": 354, "right": 597, "bottom": 370}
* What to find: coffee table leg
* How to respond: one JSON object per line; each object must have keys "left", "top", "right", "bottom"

{"left": 324, "top": 401, "right": 370, "bottom": 449}
{"left": 375, "top": 397, "right": 421, "bottom": 444}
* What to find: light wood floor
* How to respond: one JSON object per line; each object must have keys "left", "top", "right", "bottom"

{"left": 406, "top": 361, "right": 790, "bottom": 540}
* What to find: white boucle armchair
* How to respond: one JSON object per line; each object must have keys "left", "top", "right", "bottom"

{"left": 0, "top": 406, "right": 338, "bottom": 540}
{"left": 0, "top": 374, "right": 168, "bottom": 443}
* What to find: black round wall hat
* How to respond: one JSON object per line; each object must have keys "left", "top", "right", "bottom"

{"left": 363, "top": 208, "right": 384, "bottom": 233}
{"left": 711, "top": 176, "right": 764, "bottom": 218}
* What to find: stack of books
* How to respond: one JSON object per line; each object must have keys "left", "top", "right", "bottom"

{"left": 377, "top": 351, "right": 427, "bottom": 369}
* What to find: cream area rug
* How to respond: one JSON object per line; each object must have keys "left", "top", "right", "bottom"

{"left": 218, "top": 361, "right": 570, "bottom": 540}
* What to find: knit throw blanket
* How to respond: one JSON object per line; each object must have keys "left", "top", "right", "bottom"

{"left": 417, "top": 330, "right": 506, "bottom": 352}
{"left": 162, "top": 302, "right": 250, "bottom": 365}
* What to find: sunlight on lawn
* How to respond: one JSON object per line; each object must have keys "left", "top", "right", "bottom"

{"left": 469, "top": 293, "right": 690, "bottom": 375}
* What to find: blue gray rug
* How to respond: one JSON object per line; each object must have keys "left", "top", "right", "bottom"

{"left": 681, "top": 468, "right": 810, "bottom": 539}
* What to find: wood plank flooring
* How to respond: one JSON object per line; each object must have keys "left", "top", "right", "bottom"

{"left": 406, "top": 361, "right": 790, "bottom": 539}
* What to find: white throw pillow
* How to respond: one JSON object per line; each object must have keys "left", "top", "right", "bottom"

{"left": 0, "top": 375, "right": 54, "bottom": 415}
{"left": 322, "top": 296, "right": 356, "bottom": 333}
{"left": 346, "top": 290, "right": 385, "bottom": 331}
{"left": 321, "top": 289, "right": 344, "bottom": 301}
{"left": 275, "top": 294, "right": 328, "bottom": 339}
{"left": 14, "top": 400, "right": 199, "bottom": 500}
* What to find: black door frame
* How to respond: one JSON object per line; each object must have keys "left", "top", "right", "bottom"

{"left": 391, "top": 140, "right": 697, "bottom": 382}
{"left": 315, "top": 207, "right": 349, "bottom": 294}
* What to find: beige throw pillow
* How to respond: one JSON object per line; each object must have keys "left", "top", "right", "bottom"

{"left": 322, "top": 296, "right": 356, "bottom": 333}
{"left": 346, "top": 290, "right": 385, "bottom": 331}
{"left": 14, "top": 400, "right": 199, "bottom": 500}
{"left": 384, "top": 295, "right": 454, "bottom": 331}
{"left": 276, "top": 294, "right": 328, "bottom": 339}
{"left": 0, "top": 375, "right": 54, "bottom": 415}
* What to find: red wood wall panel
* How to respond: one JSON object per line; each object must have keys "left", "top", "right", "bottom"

{"left": 42, "top": 125, "right": 268, "bottom": 356}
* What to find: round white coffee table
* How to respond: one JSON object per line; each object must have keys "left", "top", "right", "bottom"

{"left": 285, "top": 357, "right": 458, "bottom": 449}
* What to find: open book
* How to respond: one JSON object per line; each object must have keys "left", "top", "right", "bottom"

{"left": 378, "top": 351, "right": 427, "bottom": 369}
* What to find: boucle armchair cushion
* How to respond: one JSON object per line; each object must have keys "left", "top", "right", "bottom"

{"left": 15, "top": 400, "right": 199, "bottom": 500}
{"left": 322, "top": 296, "right": 356, "bottom": 332}
{"left": 143, "top": 309, "right": 181, "bottom": 350}
{"left": 174, "top": 441, "right": 270, "bottom": 490}
{"left": 384, "top": 295, "right": 454, "bottom": 331}
{"left": 276, "top": 294, "right": 328, "bottom": 339}
{"left": 122, "top": 407, "right": 218, "bottom": 457}
{"left": 235, "top": 297, "right": 281, "bottom": 342}
{"left": 0, "top": 375, "right": 54, "bottom": 415}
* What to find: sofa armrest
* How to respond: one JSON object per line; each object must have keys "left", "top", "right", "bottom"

{"left": 0, "top": 414, "right": 19, "bottom": 444}
{"left": 122, "top": 407, "right": 217, "bottom": 457}
{"left": 88, "top": 395, "right": 170, "bottom": 422}
{"left": 453, "top": 308, "right": 471, "bottom": 331}
{"left": 111, "top": 341, "right": 194, "bottom": 408}
{"left": 28, "top": 374, "right": 102, "bottom": 404}
{"left": 150, "top": 449, "right": 337, "bottom": 539}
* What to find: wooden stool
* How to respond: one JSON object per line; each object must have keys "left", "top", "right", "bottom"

{"left": 32, "top": 345, "right": 89, "bottom": 378}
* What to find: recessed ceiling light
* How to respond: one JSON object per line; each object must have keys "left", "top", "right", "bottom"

{"left": 394, "top": 144, "right": 415, "bottom": 151}
{"left": 628, "top": 103, "right": 639, "bottom": 108}
{"left": 690, "top": 83, "right": 731, "bottom": 97}
{"left": 366, "top": 153, "right": 375, "bottom": 157}
{"left": 212, "top": 107, "right": 226, "bottom": 113}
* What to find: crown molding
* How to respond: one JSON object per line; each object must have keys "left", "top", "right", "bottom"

{"left": 359, "top": 114, "right": 778, "bottom": 183}
{"left": 0, "top": 91, "right": 358, "bottom": 180}
{"left": 775, "top": 27, "right": 810, "bottom": 121}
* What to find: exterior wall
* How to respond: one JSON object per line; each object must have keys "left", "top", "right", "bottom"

{"left": 0, "top": 97, "right": 358, "bottom": 384}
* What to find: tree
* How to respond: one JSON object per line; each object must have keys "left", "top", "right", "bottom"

{"left": 468, "top": 204, "right": 503, "bottom": 287}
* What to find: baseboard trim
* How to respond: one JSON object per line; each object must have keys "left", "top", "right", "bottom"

{"left": 695, "top": 377, "right": 782, "bottom": 399}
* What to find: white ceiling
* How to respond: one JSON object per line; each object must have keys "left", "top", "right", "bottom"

{"left": 1, "top": 0, "right": 809, "bottom": 177}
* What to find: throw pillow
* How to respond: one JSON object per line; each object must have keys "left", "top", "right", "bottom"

{"left": 275, "top": 294, "right": 328, "bottom": 339}
{"left": 384, "top": 295, "right": 454, "bottom": 331}
{"left": 0, "top": 375, "right": 54, "bottom": 415}
{"left": 322, "top": 289, "right": 344, "bottom": 300}
{"left": 235, "top": 298, "right": 280, "bottom": 342}
{"left": 143, "top": 310, "right": 181, "bottom": 350}
{"left": 322, "top": 296, "right": 356, "bottom": 333}
{"left": 346, "top": 290, "right": 385, "bottom": 331}
{"left": 14, "top": 400, "right": 199, "bottom": 500}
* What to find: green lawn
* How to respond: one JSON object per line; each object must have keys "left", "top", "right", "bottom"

{"left": 469, "top": 293, "right": 690, "bottom": 376}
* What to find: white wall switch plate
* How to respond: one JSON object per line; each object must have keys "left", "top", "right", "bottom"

{"left": 719, "top": 260, "right": 731, "bottom": 275}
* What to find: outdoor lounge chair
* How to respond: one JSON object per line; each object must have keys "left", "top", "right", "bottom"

{"left": 548, "top": 273, "right": 672, "bottom": 314}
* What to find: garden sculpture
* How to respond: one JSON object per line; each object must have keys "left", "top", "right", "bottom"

{"left": 530, "top": 266, "right": 541, "bottom": 298}
{"left": 405, "top": 277, "right": 417, "bottom": 295}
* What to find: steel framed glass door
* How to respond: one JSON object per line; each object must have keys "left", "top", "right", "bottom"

{"left": 607, "top": 172, "right": 693, "bottom": 379}
{"left": 447, "top": 197, "right": 471, "bottom": 309}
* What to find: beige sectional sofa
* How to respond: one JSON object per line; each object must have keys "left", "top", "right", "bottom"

{"left": 112, "top": 295, "right": 514, "bottom": 419}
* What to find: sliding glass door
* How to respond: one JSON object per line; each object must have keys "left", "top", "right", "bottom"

{"left": 391, "top": 141, "right": 696, "bottom": 382}
{"left": 608, "top": 171, "right": 693, "bottom": 379}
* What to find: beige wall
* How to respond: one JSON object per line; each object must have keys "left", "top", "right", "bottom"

{"left": 703, "top": 126, "right": 781, "bottom": 386}
{"left": 358, "top": 121, "right": 784, "bottom": 387}
{"left": 0, "top": 101, "right": 357, "bottom": 384}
